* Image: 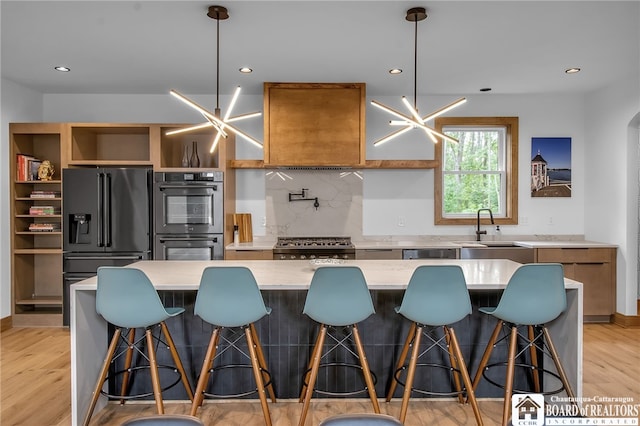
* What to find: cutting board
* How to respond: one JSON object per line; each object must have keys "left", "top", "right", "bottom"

{"left": 233, "top": 213, "right": 253, "bottom": 243}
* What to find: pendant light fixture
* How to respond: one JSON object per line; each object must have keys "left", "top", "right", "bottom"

{"left": 371, "top": 7, "right": 467, "bottom": 146}
{"left": 168, "top": 5, "right": 262, "bottom": 153}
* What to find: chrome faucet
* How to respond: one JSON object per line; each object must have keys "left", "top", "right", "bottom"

{"left": 476, "top": 208, "right": 495, "bottom": 241}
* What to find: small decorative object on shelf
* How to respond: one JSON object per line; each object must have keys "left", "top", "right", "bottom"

{"left": 28, "top": 223, "right": 60, "bottom": 232}
{"left": 37, "top": 160, "right": 55, "bottom": 181}
{"left": 30, "top": 190, "right": 60, "bottom": 198}
{"left": 29, "top": 206, "right": 56, "bottom": 216}
{"left": 181, "top": 143, "right": 190, "bottom": 168}
{"left": 190, "top": 141, "right": 200, "bottom": 168}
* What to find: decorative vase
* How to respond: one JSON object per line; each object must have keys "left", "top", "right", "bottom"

{"left": 190, "top": 141, "right": 200, "bottom": 168}
{"left": 181, "top": 143, "right": 190, "bottom": 168}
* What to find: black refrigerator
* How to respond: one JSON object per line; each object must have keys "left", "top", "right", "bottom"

{"left": 62, "top": 167, "right": 153, "bottom": 326}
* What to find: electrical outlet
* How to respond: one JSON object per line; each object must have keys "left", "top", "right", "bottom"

{"left": 398, "top": 216, "right": 405, "bottom": 227}
{"left": 548, "top": 216, "right": 554, "bottom": 225}
{"left": 261, "top": 216, "right": 266, "bottom": 227}
{"left": 519, "top": 216, "right": 528, "bottom": 225}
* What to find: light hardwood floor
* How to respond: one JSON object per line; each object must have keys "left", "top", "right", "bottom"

{"left": 1, "top": 324, "right": 639, "bottom": 425}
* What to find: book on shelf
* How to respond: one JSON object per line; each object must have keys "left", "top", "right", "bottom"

{"left": 29, "top": 190, "right": 61, "bottom": 198}
{"left": 28, "top": 223, "right": 61, "bottom": 232}
{"left": 29, "top": 206, "right": 57, "bottom": 215}
{"left": 16, "top": 154, "right": 43, "bottom": 181}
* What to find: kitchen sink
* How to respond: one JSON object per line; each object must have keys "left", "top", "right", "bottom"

{"left": 476, "top": 241, "right": 521, "bottom": 247}
{"left": 459, "top": 242, "right": 534, "bottom": 263}
{"left": 455, "top": 241, "right": 521, "bottom": 248}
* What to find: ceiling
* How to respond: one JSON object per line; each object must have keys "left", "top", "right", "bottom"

{"left": 1, "top": 1, "right": 639, "bottom": 97}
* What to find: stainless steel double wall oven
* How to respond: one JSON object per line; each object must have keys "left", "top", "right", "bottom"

{"left": 153, "top": 171, "right": 224, "bottom": 260}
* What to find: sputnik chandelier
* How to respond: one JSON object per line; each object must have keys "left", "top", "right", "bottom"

{"left": 371, "top": 7, "right": 467, "bottom": 146}
{"left": 168, "top": 5, "right": 262, "bottom": 153}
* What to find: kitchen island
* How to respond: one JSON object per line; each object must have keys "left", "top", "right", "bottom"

{"left": 70, "top": 259, "right": 583, "bottom": 426}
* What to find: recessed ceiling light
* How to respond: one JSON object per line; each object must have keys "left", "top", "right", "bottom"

{"left": 480, "top": 87, "right": 492, "bottom": 92}
{"left": 54, "top": 66, "right": 70, "bottom": 72}
{"left": 389, "top": 68, "right": 402, "bottom": 75}
{"left": 239, "top": 67, "right": 253, "bottom": 73}
{"left": 565, "top": 67, "right": 581, "bottom": 74}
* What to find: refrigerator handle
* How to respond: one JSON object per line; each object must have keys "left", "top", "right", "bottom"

{"left": 97, "top": 172, "right": 104, "bottom": 247}
{"left": 105, "top": 173, "right": 112, "bottom": 247}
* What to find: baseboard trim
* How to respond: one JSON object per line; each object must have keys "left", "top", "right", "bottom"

{"left": 1, "top": 316, "right": 13, "bottom": 332}
{"left": 613, "top": 311, "right": 640, "bottom": 328}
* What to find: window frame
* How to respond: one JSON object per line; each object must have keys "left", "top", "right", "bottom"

{"left": 433, "top": 116, "right": 519, "bottom": 225}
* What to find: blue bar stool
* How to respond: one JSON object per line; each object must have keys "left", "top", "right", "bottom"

{"left": 299, "top": 266, "right": 380, "bottom": 426}
{"left": 84, "top": 267, "right": 194, "bottom": 426}
{"left": 189, "top": 266, "right": 275, "bottom": 425}
{"left": 319, "top": 413, "right": 402, "bottom": 426}
{"left": 385, "top": 265, "right": 483, "bottom": 425}
{"left": 470, "top": 263, "right": 577, "bottom": 426}
{"left": 120, "top": 414, "right": 204, "bottom": 425}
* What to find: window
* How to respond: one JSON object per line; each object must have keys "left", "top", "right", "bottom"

{"left": 434, "top": 117, "right": 518, "bottom": 225}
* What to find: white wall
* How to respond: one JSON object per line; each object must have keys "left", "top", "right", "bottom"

{"left": 584, "top": 72, "right": 640, "bottom": 316}
{"left": 0, "top": 78, "right": 44, "bottom": 319}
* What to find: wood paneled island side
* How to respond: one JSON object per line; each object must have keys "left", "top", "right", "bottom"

{"left": 70, "top": 259, "right": 583, "bottom": 426}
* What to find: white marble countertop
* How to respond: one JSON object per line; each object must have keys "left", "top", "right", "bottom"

{"left": 226, "top": 239, "right": 617, "bottom": 251}
{"left": 353, "top": 241, "right": 461, "bottom": 249}
{"left": 72, "top": 259, "right": 582, "bottom": 291}
{"left": 510, "top": 240, "right": 617, "bottom": 248}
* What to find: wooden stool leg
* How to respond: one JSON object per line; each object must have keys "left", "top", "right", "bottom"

{"left": 160, "top": 321, "right": 194, "bottom": 401}
{"left": 542, "top": 326, "right": 576, "bottom": 400}
{"left": 190, "top": 328, "right": 220, "bottom": 416}
{"left": 351, "top": 324, "right": 380, "bottom": 414}
{"left": 399, "top": 324, "right": 422, "bottom": 424}
{"left": 298, "top": 325, "right": 327, "bottom": 426}
{"left": 145, "top": 328, "right": 164, "bottom": 414}
{"left": 250, "top": 323, "right": 277, "bottom": 403}
{"left": 448, "top": 327, "right": 484, "bottom": 426}
{"left": 83, "top": 328, "right": 121, "bottom": 426}
{"left": 502, "top": 326, "right": 518, "bottom": 426}
{"left": 528, "top": 325, "right": 541, "bottom": 393}
{"left": 444, "top": 326, "right": 464, "bottom": 404}
{"left": 298, "top": 329, "right": 324, "bottom": 402}
{"left": 245, "top": 326, "right": 273, "bottom": 426}
{"left": 119, "top": 328, "right": 136, "bottom": 405}
{"left": 386, "top": 322, "right": 416, "bottom": 402}
{"left": 471, "top": 320, "right": 503, "bottom": 393}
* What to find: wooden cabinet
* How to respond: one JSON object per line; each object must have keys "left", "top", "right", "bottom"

{"left": 535, "top": 247, "right": 616, "bottom": 322}
{"left": 225, "top": 249, "right": 273, "bottom": 260}
{"left": 10, "top": 123, "right": 67, "bottom": 326}
{"left": 263, "top": 82, "right": 366, "bottom": 167}
{"left": 68, "top": 124, "right": 152, "bottom": 165}
{"left": 356, "top": 249, "right": 403, "bottom": 260}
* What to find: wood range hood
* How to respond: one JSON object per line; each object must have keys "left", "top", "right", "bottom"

{"left": 263, "top": 82, "right": 366, "bottom": 168}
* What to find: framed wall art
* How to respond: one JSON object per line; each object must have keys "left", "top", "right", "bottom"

{"left": 531, "top": 137, "right": 572, "bottom": 197}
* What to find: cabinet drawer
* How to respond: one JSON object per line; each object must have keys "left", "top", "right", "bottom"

{"left": 536, "top": 247, "right": 613, "bottom": 263}
{"left": 356, "top": 249, "right": 403, "bottom": 260}
{"left": 225, "top": 249, "right": 273, "bottom": 260}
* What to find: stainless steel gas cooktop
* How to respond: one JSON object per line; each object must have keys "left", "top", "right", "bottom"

{"left": 273, "top": 237, "right": 355, "bottom": 260}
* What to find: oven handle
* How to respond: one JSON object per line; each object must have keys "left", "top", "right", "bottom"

{"left": 158, "top": 183, "right": 219, "bottom": 190}
{"left": 64, "top": 255, "right": 145, "bottom": 261}
{"left": 158, "top": 236, "right": 219, "bottom": 243}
